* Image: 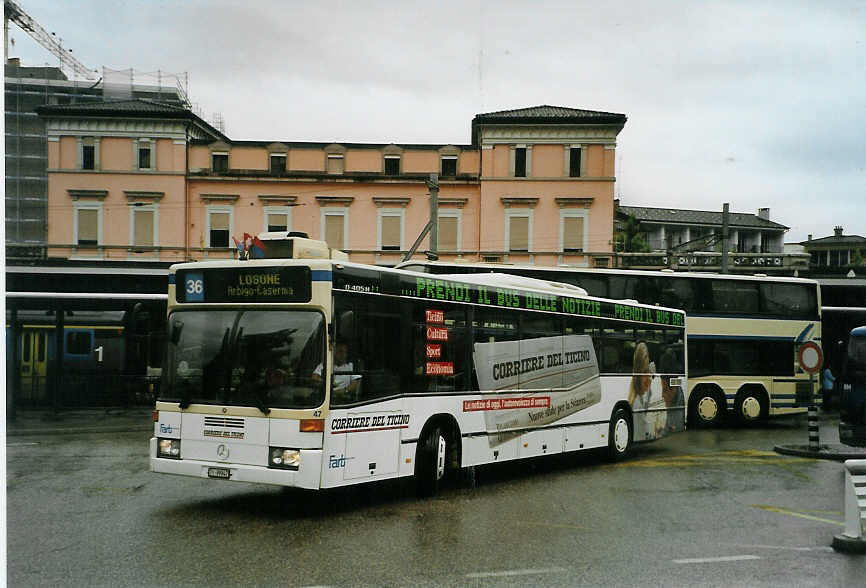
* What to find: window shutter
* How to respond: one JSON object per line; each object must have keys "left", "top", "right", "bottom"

{"left": 267, "top": 213, "right": 288, "bottom": 232}
{"left": 438, "top": 217, "right": 458, "bottom": 251}
{"left": 563, "top": 216, "right": 584, "bottom": 251}
{"left": 78, "top": 209, "right": 98, "bottom": 244}
{"left": 327, "top": 155, "right": 343, "bottom": 174}
{"left": 211, "top": 212, "right": 229, "bottom": 231}
{"left": 509, "top": 216, "right": 529, "bottom": 251}
{"left": 381, "top": 215, "right": 401, "bottom": 249}
{"left": 134, "top": 210, "right": 154, "bottom": 246}
{"left": 325, "top": 214, "right": 344, "bottom": 249}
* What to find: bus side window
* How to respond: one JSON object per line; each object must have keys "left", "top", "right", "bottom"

{"left": 472, "top": 308, "right": 520, "bottom": 391}
{"left": 345, "top": 295, "right": 403, "bottom": 401}
{"left": 760, "top": 283, "right": 815, "bottom": 319}
{"left": 412, "top": 303, "right": 469, "bottom": 393}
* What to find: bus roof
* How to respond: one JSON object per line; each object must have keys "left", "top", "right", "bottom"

{"left": 396, "top": 259, "right": 819, "bottom": 285}
{"left": 168, "top": 258, "right": 687, "bottom": 318}
{"left": 438, "top": 272, "right": 588, "bottom": 297}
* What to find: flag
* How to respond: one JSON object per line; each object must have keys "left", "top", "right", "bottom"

{"left": 250, "top": 235, "right": 267, "bottom": 259}
{"left": 232, "top": 236, "right": 245, "bottom": 258}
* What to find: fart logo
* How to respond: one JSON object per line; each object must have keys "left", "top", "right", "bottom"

{"left": 159, "top": 423, "right": 174, "bottom": 434}
{"left": 328, "top": 454, "right": 347, "bottom": 469}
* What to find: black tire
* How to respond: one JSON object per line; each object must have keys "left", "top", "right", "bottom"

{"left": 689, "top": 387, "right": 726, "bottom": 428}
{"left": 608, "top": 407, "right": 632, "bottom": 461}
{"left": 734, "top": 387, "right": 767, "bottom": 424}
{"left": 415, "top": 426, "right": 446, "bottom": 497}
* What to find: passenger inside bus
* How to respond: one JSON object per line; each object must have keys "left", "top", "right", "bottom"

{"left": 314, "top": 341, "right": 361, "bottom": 403}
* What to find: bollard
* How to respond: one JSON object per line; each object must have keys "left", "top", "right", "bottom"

{"left": 831, "top": 459, "right": 866, "bottom": 553}
{"left": 808, "top": 406, "right": 820, "bottom": 451}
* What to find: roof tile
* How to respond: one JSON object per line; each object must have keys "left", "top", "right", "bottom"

{"left": 618, "top": 205, "right": 788, "bottom": 230}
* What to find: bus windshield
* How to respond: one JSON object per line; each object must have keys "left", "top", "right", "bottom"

{"left": 160, "top": 309, "right": 325, "bottom": 410}
{"left": 847, "top": 333, "right": 866, "bottom": 372}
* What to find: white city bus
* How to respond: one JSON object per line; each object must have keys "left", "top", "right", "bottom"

{"left": 398, "top": 261, "right": 822, "bottom": 427}
{"left": 150, "top": 238, "right": 687, "bottom": 494}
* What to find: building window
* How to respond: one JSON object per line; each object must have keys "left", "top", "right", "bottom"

{"left": 568, "top": 147, "right": 581, "bottom": 178}
{"left": 514, "top": 147, "right": 527, "bottom": 177}
{"left": 130, "top": 204, "right": 158, "bottom": 249}
{"left": 326, "top": 154, "right": 344, "bottom": 174}
{"left": 441, "top": 156, "right": 457, "bottom": 177}
{"left": 78, "top": 137, "right": 99, "bottom": 170}
{"left": 505, "top": 210, "right": 532, "bottom": 252}
{"left": 206, "top": 208, "right": 233, "bottom": 248}
{"left": 437, "top": 211, "right": 461, "bottom": 252}
{"left": 378, "top": 210, "right": 404, "bottom": 251}
{"left": 263, "top": 206, "right": 291, "bottom": 233}
{"left": 136, "top": 139, "right": 154, "bottom": 170}
{"left": 212, "top": 152, "right": 228, "bottom": 173}
{"left": 74, "top": 204, "right": 102, "bottom": 246}
{"left": 322, "top": 209, "right": 348, "bottom": 250}
{"left": 270, "top": 154, "right": 286, "bottom": 176}
{"left": 560, "top": 210, "right": 587, "bottom": 253}
{"left": 384, "top": 155, "right": 400, "bottom": 175}
{"left": 82, "top": 145, "right": 95, "bottom": 170}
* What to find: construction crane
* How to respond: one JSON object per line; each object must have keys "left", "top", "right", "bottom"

{"left": 4, "top": 0, "right": 97, "bottom": 79}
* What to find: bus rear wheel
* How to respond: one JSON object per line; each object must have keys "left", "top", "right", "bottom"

{"left": 689, "top": 387, "right": 726, "bottom": 428}
{"left": 415, "top": 426, "right": 447, "bottom": 497}
{"left": 735, "top": 387, "right": 767, "bottom": 424}
{"left": 607, "top": 407, "right": 632, "bottom": 461}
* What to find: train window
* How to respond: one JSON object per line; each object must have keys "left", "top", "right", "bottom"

{"left": 22, "top": 333, "right": 31, "bottom": 362}
{"left": 37, "top": 332, "right": 46, "bottom": 362}
{"left": 66, "top": 331, "right": 92, "bottom": 355}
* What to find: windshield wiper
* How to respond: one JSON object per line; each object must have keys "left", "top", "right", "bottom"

{"left": 251, "top": 391, "right": 271, "bottom": 416}
{"left": 231, "top": 326, "right": 270, "bottom": 416}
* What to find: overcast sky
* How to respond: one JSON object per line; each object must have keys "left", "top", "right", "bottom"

{"left": 7, "top": 0, "right": 864, "bottom": 243}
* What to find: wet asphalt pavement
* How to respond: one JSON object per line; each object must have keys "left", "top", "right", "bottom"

{"left": 5, "top": 411, "right": 865, "bottom": 587}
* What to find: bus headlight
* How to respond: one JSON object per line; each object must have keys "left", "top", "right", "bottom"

{"left": 269, "top": 447, "right": 300, "bottom": 470}
{"left": 158, "top": 438, "right": 181, "bottom": 459}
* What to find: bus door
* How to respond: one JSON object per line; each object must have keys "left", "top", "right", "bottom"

{"left": 20, "top": 329, "right": 49, "bottom": 400}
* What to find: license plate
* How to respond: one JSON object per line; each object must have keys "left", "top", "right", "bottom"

{"left": 207, "top": 467, "right": 231, "bottom": 479}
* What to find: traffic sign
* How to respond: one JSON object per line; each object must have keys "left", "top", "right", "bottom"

{"left": 798, "top": 341, "right": 823, "bottom": 374}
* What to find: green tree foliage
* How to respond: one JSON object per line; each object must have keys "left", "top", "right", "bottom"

{"left": 615, "top": 217, "right": 651, "bottom": 252}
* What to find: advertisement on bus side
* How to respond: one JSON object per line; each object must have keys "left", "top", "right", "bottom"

{"left": 471, "top": 335, "right": 601, "bottom": 445}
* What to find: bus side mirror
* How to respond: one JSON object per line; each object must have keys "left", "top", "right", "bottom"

{"left": 170, "top": 321, "right": 183, "bottom": 345}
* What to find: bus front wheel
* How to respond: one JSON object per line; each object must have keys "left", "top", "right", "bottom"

{"left": 689, "top": 387, "right": 726, "bottom": 428}
{"left": 607, "top": 407, "right": 632, "bottom": 461}
{"left": 415, "top": 426, "right": 446, "bottom": 497}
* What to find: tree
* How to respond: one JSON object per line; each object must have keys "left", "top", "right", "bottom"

{"left": 615, "top": 217, "right": 651, "bottom": 253}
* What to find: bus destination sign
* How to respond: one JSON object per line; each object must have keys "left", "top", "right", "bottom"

{"left": 177, "top": 267, "right": 312, "bottom": 303}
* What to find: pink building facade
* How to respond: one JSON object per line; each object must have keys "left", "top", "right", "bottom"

{"left": 39, "top": 102, "right": 626, "bottom": 267}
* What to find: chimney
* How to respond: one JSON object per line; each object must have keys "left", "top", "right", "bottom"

{"left": 807, "top": 234, "right": 812, "bottom": 242}
{"left": 834, "top": 226, "right": 843, "bottom": 238}
{"left": 757, "top": 207, "right": 770, "bottom": 221}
